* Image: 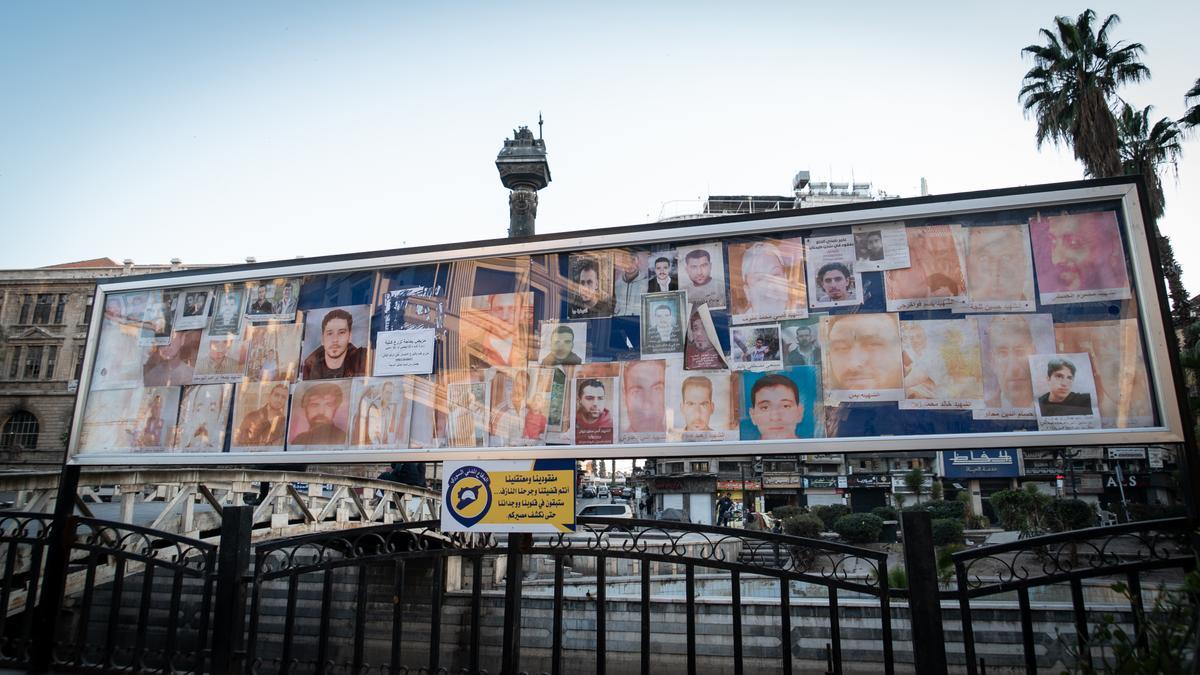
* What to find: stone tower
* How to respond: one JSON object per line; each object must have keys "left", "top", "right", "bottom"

{"left": 495, "top": 118, "right": 551, "bottom": 238}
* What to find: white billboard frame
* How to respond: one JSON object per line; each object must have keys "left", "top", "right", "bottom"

{"left": 66, "top": 179, "right": 1186, "bottom": 465}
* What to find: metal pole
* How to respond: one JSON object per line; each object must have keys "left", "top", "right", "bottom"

{"left": 211, "top": 505, "right": 253, "bottom": 675}
{"left": 30, "top": 463, "right": 82, "bottom": 673}
{"left": 901, "top": 510, "right": 948, "bottom": 675}
{"left": 501, "top": 532, "right": 526, "bottom": 674}
{"left": 1114, "top": 463, "right": 1131, "bottom": 523}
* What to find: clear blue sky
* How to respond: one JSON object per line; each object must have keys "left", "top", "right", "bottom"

{"left": 2, "top": 2, "right": 1197, "bottom": 290}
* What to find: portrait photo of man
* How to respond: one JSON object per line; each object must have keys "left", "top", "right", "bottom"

{"left": 739, "top": 367, "right": 820, "bottom": 440}
{"left": 1036, "top": 358, "right": 1093, "bottom": 416}
{"left": 247, "top": 284, "right": 275, "bottom": 316}
{"left": 680, "top": 375, "right": 716, "bottom": 432}
{"left": 174, "top": 383, "right": 233, "bottom": 451}
{"left": 975, "top": 314, "right": 1056, "bottom": 417}
{"left": 568, "top": 252, "right": 614, "bottom": 318}
{"left": 143, "top": 329, "right": 202, "bottom": 387}
{"left": 301, "top": 306, "right": 369, "bottom": 380}
{"left": 459, "top": 292, "right": 533, "bottom": 370}
{"left": 820, "top": 313, "right": 904, "bottom": 401}
{"left": 884, "top": 224, "right": 968, "bottom": 310}
{"left": 898, "top": 319, "right": 984, "bottom": 408}
{"left": 621, "top": 359, "right": 666, "bottom": 439}
{"left": 489, "top": 369, "right": 530, "bottom": 446}
{"left": 129, "top": 387, "right": 180, "bottom": 451}
{"left": 729, "top": 238, "right": 806, "bottom": 324}
{"left": 274, "top": 282, "right": 299, "bottom": 316}
{"left": 447, "top": 382, "right": 487, "bottom": 448}
{"left": 640, "top": 291, "right": 687, "bottom": 357}
{"left": 677, "top": 243, "right": 726, "bottom": 309}
{"left": 782, "top": 320, "right": 821, "bottom": 367}
{"left": 574, "top": 377, "right": 617, "bottom": 445}
{"left": 646, "top": 253, "right": 678, "bottom": 293}
{"left": 806, "top": 234, "right": 863, "bottom": 309}
{"left": 538, "top": 322, "right": 585, "bottom": 366}
{"left": 817, "top": 263, "right": 855, "bottom": 303}
{"left": 139, "top": 290, "right": 177, "bottom": 345}
{"left": 684, "top": 308, "right": 725, "bottom": 370}
{"left": 855, "top": 230, "right": 885, "bottom": 262}
{"left": 730, "top": 325, "right": 781, "bottom": 371}
{"left": 288, "top": 380, "right": 351, "bottom": 447}
{"left": 1029, "top": 210, "right": 1131, "bottom": 303}
{"left": 612, "top": 249, "right": 648, "bottom": 316}
{"left": 233, "top": 382, "right": 290, "bottom": 449}
{"left": 194, "top": 333, "right": 247, "bottom": 384}
{"left": 963, "top": 224, "right": 1036, "bottom": 309}
{"left": 208, "top": 288, "right": 244, "bottom": 336}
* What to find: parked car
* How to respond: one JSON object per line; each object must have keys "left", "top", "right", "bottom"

{"left": 657, "top": 507, "right": 689, "bottom": 523}
{"left": 597, "top": 486, "right": 610, "bottom": 498}
{"left": 610, "top": 486, "right": 624, "bottom": 498}
{"left": 577, "top": 503, "right": 633, "bottom": 518}
{"left": 581, "top": 487, "right": 597, "bottom": 499}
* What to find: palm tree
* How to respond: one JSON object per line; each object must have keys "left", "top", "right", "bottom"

{"left": 1117, "top": 103, "right": 1191, "bottom": 325}
{"left": 1117, "top": 104, "right": 1182, "bottom": 219}
{"left": 1182, "top": 78, "right": 1200, "bottom": 130}
{"left": 1019, "top": 10, "right": 1149, "bottom": 178}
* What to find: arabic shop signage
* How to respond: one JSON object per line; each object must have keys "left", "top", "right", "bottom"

{"left": 717, "top": 479, "right": 762, "bottom": 491}
{"left": 846, "top": 474, "right": 893, "bottom": 488}
{"left": 441, "top": 459, "right": 575, "bottom": 533}
{"left": 762, "top": 474, "right": 803, "bottom": 488}
{"left": 1107, "top": 447, "right": 1147, "bottom": 459}
{"left": 941, "top": 448, "right": 1020, "bottom": 478}
{"left": 804, "top": 476, "right": 841, "bottom": 489}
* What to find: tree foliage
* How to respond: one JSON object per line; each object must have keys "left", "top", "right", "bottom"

{"left": 833, "top": 513, "right": 884, "bottom": 543}
{"left": 990, "top": 486, "right": 1096, "bottom": 535}
{"left": 1019, "top": 10, "right": 1149, "bottom": 178}
{"left": 1182, "top": 77, "right": 1200, "bottom": 130}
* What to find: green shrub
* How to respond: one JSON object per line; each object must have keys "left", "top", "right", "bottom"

{"left": 781, "top": 514, "right": 824, "bottom": 539}
{"left": 833, "top": 513, "right": 884, "bottom": 543}
{"left": 923, "top": 499, "right": 966, "bottom": 521}
{"left": 931, "top": 518, "right": 964, "bottom": 546}
{"left": 1049, "top": 499, "right": 1095, "bottom": 531}
{"left": 870, "top": 506, "right": 898, "bottom": 521}
{"left": 811, "top": 504, "right": 851, "bottom": 530}
{"left": 772, "top": 505, "right": 804, "bottom": 521}
{"left": 886, "top": 565, "right": 908, "bottom": 590}
{"left": 1127, "top": 502, "right": 1187, "bottom": 522}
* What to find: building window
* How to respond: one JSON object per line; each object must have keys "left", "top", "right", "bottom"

{"left": 664, "top": 462, "right": 685, "bottom": 474}
{"left": 32, "top": 294, "right": 53, "bottom": 324}
{"left": 44, "top": 346, "right": 57, "bottom": 380}
{"left": 23, "top": 346, "right": 43, "bottom": 379}
{"left": 0, "top": 411, "right": 39, "bottom": 449}
{"left": 7, "top": 347, "right": 20, "bottom": 379}
{"left": 75, "top": 346, "right": 86, "bottom": 379}
{"left": 690, "top": 461, "right": 710, "bottom": 473}
{"left": 53, "top": 294, "right": 68, "bottom": 324}
{"left": 764, "top": 460, "right": 797, "bottom": 473}
{"left": 18, "top": 295, "right": 32, "bottom": 324}
{"left": 718, "top": 461, "right": 746, "bottom": 473}
{"left": 82, "top": 295, "right": 94, "bottom": 325}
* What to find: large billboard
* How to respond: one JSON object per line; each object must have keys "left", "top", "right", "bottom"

{"left": 67, "top": 178, "right": 1186, "bottom": 465}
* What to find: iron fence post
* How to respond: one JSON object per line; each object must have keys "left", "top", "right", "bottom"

{"left": 501, "top": 532, "right": 526, "bottom": 674}
{"left": 901, "top": 510, "right": 947, "bottom": 675}
{"left": 30, "top": 463, "right": 81, "bottom": 673}
{"left": 211, "top": 505, "right": 253, "bottom": 675}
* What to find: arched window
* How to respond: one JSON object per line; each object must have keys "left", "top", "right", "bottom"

{"left": 0, "top": 411, "right": 39, "bottom": 449}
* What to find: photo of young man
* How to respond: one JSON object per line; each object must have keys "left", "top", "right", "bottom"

{"left": 349, "top": 377, "right": 412, "bottom": 448}
{"left": 194, "top": 332, "right": 248, "bottom": 384}
{"left": 447, "top": 382, "right": 487, "bottom": 448}
{"left": 568, "top": 252, "right": 614, "bottom": 318}
{"left": 1029, "top": 210, "right": 1131, "bottom": 304}
{"left": 128, "top": 387, "right": 180, "bottom": 451}
{"left": 620, "top": 359, "right": 667, "bottom": 442}
{"left": 612, "top": 249, "right": 649, "bottom": 316}
{"left": 287, "top": 380, "right": 352, "bottom": 447}
{"left": 739, "top": 367, "right": 821, "bottom": 440}
{"left": 781, "top": 319, "right": 821, "bottom": 367}
{"left": 232, "top": 382, "right": 290, "bottom": 450}
{"left": 820, "top": 313, "right": 904, "bottom": 402}
{"left": 806, "top": 234, "right": 863, "bottom": 309}
{"left": 176, "top": 288, "right": 213, "bottom": 330}
{"left": 489, "top": 369, "right": 532, "bottom": 447}
{"left": 538, "top": 322, "right": 586, "bottom": 366}
{"left": 974, "top": 314, "right": 1056, "bottom": 419}
{"left": 677, "top": 243, "right": 726, "bottom": 309}
{"left": 300, "top": 306, "right": 370, "bottom": 380}
{"left": 1029, "top": 353, "right": 1101, "bottom": 431}
{"left": 208, "top": 287, "right": 244, "bottom": 336}
{"left": 142, "top": 329, "right": 202, "bottom": 387}
{"left": 850, "top": 222, "right": 910, "bottom": 272}
{"left": 899, "top": 319, "right": 985, "bottom": 409}
{"left": 573, "top": 377, "right": 617, "bottom": 445}
{"left": 730, "top": 325, "right": 782, "bottom": 371}
{"left": 665, "top": 366, "right": 736, "bottom": 442}
{"left": 684, "top": 308, "right": 726, "bottom": 370}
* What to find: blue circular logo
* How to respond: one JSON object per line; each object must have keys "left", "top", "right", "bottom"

{"left": 446, "top": 466, "right": 492, "bottom": 529}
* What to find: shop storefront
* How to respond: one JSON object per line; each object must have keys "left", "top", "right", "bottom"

{"left": 761, "top": 474, "right": 803, "bottom": 511}
{"left": 846, "top": 474, "right": 892, "bottom": 512}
